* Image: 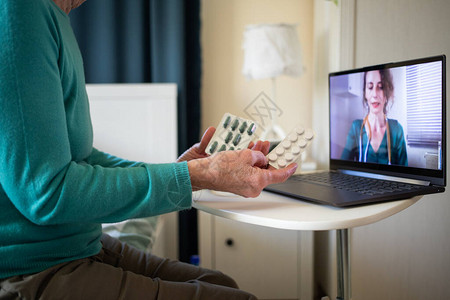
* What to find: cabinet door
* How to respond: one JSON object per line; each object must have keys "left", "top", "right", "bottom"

{"left": 214, "top": 216, "right": 299, "bottom": 300}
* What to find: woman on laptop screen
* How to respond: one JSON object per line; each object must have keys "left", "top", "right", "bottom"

{"left": 341, "top": 69, "right": 408, "bottom": 166}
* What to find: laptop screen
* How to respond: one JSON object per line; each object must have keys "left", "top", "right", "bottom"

{"left": 329, "top": 55, "right": 446, "bottom": 186}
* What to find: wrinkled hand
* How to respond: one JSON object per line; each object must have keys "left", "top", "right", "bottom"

{"left": 187, "top": 149, "right": 297, "bottom": 198}
{"left": 177, "top": 127, "right": 271, "bottom": 162}
{"left": 248, "top": 140, "right": 271, "bottom": 156}
{"left": 181, "top": 127, "right": 295, "bottom": 197}
{"left": 177, "top": 127, "right": 216, "bottom": 162}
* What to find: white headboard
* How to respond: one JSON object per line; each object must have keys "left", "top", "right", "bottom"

{"left": 86, "top": 83, "right": 178, "bottom": 163}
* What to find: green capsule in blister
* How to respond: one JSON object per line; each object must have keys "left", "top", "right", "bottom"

{"left": 209, "top": 141, "right": 218, "bottom": 153}
{"left": 223, "top": 116, "right": 231, "bottom": 128}
{"left": 225, "top": 132, "right": 233, "bottom": 143}
{"left": 218, "top": 144, "right": 227, "bottom": 152}
{"left": 231, "top": 119, "right": 239, "bottom": 131}
{"left": 239, "top": 121, "right": 247, "bottom": 133}
{"left": 232, "top": 134, "right": 241, "bottom": 146}
{"left": 247, "top": 123, "right": 256, "bottom": 135}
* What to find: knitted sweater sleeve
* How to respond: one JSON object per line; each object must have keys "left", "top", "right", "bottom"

{"left": 87, "top": 147, "right": 148, "bottom": 168}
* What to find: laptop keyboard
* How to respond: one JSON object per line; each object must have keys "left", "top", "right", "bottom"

{"left": 292, "top": 172, "right": 423, "bottom": 196}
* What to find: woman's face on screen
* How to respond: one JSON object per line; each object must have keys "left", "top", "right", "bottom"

{"left": 364, "top": 70, "right": 386, "bottom": 115}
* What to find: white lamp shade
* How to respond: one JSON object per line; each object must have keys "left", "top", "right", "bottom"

{"left": 242, "top": 23, "right": 303, "bottom": 80}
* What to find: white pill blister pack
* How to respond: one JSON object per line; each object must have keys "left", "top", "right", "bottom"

{"left": 207, "top": 113, "right": 257, "bottom": 155}
{"left": 267, "top": 125, "right": 314, "bottom": 169}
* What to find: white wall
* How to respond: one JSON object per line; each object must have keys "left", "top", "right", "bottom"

{"left": 201, "top": 0, "right": 314, "bottom": 138}
{"left": 317, "top": 0, "right": 450, "bottom": 299}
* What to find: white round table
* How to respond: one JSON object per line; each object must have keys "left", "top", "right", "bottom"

{"left": 193, "top": 190, "right": 420, "bottom": 300}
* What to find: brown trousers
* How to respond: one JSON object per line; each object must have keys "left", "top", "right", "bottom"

{"left": 0, "top": 234, "right": 257, "bottom": 300}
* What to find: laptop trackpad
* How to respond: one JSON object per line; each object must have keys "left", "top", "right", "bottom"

{"left": 265, "top": 181, "right": 367, "bottom": 206}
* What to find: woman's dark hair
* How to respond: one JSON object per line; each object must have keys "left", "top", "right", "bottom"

{"left": 363, "top": 69, "right": 394, "bottom": 114}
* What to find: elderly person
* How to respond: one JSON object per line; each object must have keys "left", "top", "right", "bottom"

{"left": 0, "top": 0, "right": 297, "bottom": 299}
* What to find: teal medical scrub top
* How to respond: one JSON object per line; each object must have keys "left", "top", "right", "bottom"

{"left": 341, "top": 119, "right": 408, "bottom": 166}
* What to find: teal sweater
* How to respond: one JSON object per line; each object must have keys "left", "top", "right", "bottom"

{"left": 0, "top": 0, "right": 192, "bottom": 279}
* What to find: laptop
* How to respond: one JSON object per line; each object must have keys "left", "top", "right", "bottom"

{"left": 265, "top": 55, "right": 446, "bottom": 207}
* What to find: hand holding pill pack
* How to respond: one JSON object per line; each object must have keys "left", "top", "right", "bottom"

{"left": 206, "top": 113, "right": 257, "bottom": 155}
{"left": 267, "top": 125, "right": 314, "bottom": 169}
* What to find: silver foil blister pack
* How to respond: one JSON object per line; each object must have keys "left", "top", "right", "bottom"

{"left": 207, "top": 113, "right": 257, "bottom": 155}
{"left": 267, "top": 125, "right": 314, "bottom": 169}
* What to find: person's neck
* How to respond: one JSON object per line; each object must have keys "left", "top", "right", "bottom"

{"left": 367, "top": 112, "right": 386, "bottom": 130}
{"left": 52, "top": 0, "right": 71, "bottom": 14}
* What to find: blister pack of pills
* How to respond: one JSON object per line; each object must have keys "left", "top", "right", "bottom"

{"left": 206, "top": 113, "right": 257, "bottom": 155}
{"left": 267, "top": 125, "right": 314, "bottom": 169}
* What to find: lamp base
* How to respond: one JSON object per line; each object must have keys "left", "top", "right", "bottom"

{"left": 260, "top": 124, "right": 286, "bottom": 142}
